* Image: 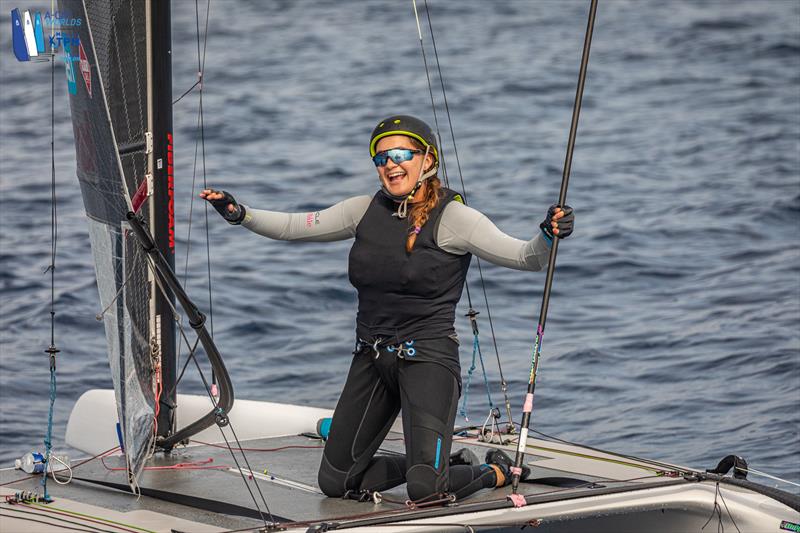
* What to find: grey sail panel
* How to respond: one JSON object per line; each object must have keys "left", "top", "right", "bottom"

{"left": 60, "top": 0, "right": 154, "bottom": 487}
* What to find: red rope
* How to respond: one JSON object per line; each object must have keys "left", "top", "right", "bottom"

{"left": 189, "top": 439, "right": 324, "bottom": 452}
{"left": 100, "top": 456, "right": 228, "bottom": 472}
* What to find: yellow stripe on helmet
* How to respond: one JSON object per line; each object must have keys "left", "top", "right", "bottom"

{"left": 369, "top": 130, "right": 439, "bottom": 162}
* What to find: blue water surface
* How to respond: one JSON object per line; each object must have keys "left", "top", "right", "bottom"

{"left": 1, "top": 0, "right": 798, "bottom": 492}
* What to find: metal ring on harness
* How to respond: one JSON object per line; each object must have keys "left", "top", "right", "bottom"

{"left": 371, "top": 339, "right": 381, "bottom": 359}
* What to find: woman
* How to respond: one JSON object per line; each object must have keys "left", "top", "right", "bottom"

{"left": 201, "top": 115, "right": 574, "bottom": 502}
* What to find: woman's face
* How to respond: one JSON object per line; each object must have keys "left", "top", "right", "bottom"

{"left": 374, "top": 135, "right": 435, "bottom": 197}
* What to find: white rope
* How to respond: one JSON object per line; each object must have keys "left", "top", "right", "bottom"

{"left": 47, "top": 455, "right": 73, "bottom": 485}
{"left": 743, "top": 468, "right": 800, "bottom": 487}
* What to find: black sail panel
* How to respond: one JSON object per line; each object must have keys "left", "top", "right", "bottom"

{"left": 59, "top": 0, "right": 154, "bottom": 487}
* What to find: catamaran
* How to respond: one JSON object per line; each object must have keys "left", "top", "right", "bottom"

{"left": 2, "top": 1, "right": 798, "bottom": 532}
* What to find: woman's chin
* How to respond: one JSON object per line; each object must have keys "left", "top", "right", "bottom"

{"left": 384, "top": 183, "right": 413, "bottom": 197}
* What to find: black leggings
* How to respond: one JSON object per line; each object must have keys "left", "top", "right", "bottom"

{"left": 317, "top": 339, "right": 497, "bottom": 501}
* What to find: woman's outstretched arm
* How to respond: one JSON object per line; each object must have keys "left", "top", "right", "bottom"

{"left": 201, "top": 188, "right": 370, "bottom": 242}
{"left": 437, "top": 201, "right": 573, "bottom": 271}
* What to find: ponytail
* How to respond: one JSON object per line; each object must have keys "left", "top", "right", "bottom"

{"left": 406, "top": 177, "right": 442, "bottom": 253}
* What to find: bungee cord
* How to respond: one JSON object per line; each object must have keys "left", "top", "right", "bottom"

{"left": 701, "top": 481, "right": 743, "bottom": 533}
{"left": 458, "top": 325, "right": 494, "bottom": 422}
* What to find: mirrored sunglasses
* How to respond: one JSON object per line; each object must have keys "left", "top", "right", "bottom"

{"left": 372, "top": 148, "right": 423, "bottom": 167}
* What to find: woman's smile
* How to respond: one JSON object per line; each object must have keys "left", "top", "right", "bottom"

{"left": 385, "top": 166, "right": 410, "bottom": 192}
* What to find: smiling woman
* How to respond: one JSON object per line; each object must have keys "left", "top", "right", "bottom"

{"left": 199, "top": 113, "right": 574, "bottom": 502}
{"left": 370, "top": 116, "right": 440, "bottom": 252}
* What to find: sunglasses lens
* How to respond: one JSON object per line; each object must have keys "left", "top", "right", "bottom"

{"left": 373, "top": 149, "right": 419, "bottom": 167}
{"left": 390, "top": 149, "right": 414, "bottom": 164}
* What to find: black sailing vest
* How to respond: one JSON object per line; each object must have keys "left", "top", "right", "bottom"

{"left": 348, "top": 188, "right": 472, "bottom": 344}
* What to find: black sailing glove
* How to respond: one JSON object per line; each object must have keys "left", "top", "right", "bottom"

{"left": 539, "top": 204, "right": 574, "bottom": 240}
{"left": 207, "top": 190, "right": 246, "bottom": 225}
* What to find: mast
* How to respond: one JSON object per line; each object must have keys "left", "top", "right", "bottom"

{"left": 146, "top": 0, "right": 177, "bottom": 439}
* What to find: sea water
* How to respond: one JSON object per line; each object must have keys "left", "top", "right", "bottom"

{"left": 1, "top": 1, "right": 798, "bottom": 491}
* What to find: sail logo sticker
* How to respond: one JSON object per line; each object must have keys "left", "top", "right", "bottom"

{"left": 10, "top": 8, "right": 81, "bottom": 62}
{"left": 781, "top": 521, "right": 800, "bottom": 533}
{"left": 11, "top": 7, "right": 82, "bottom": 96}
{"left": 11, "top": 8, "right": 42, "bottom": 61}
{"left": 49, "top": 32, "right": 80, "bottom": 51}
{"left": 43, "top": 9, "right": 82, "bottom": 27}
{"left": 63, "top": 39, "right": 77, "bottom": 95}
{"left": 78, "top": 40, "right": 92, "bottom": 98}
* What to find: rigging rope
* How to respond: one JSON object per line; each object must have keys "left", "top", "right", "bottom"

{"left": 174, "top": 0, "right": 217, "bottom": 396}
{"left": 411, "top": 0, "right": 513, "bottom": 431}
{"left": 133, "top": 4, "right": 278, "bottom": 523}
{"left": 458, "top": 310, "right": 495, "bottom": 422}
{"left": 145, "top": 242, "right": 277, "bottom": 529}
{"left": 194, "top": 0, "right": 215, "bottom": 342}
{"left": 41, "top": 14, "right": 60, "bottom": 500}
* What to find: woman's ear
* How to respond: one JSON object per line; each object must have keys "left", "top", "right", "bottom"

{"left": 423, "top": 153, "right": 435, "bottom": 172}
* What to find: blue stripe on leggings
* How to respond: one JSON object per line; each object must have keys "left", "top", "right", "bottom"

{"left": 434, "top": 437, "right": 442, "bottom": 469}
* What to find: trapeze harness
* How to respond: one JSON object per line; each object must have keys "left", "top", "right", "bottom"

{"left": 318, "top": 189, "right": 504, "bottom": 501}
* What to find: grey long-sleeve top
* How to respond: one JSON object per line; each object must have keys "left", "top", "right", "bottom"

{"left": 241, "top": 195, "right": 551, "bottom": 271}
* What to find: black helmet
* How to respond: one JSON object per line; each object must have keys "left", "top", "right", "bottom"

{"left": 369, "top": 115, "right": 439, "bottom": 166}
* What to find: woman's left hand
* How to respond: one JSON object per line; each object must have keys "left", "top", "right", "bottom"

{"left": 540, "top": 204, "right": 574, "bottom": 239}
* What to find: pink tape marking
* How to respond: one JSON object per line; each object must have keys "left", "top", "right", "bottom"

{"left": 522, "top": 393, "right": 534, "bottom": 413}
{"left": 507, "top": 493, "right": 527, "bottom": 507}
{"left": 510, "top": 466, "right": 523, "bottom": 476}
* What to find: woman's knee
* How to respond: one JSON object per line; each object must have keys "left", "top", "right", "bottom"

{"left": 406, "top": 463, "right": 445, "bottom": 502}
{"left": 318, "top": 455, "right": 348, "bottom": 497}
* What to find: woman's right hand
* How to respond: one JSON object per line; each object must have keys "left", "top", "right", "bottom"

{"left": 200, "top": 188, "right": 246, "bottom": 224}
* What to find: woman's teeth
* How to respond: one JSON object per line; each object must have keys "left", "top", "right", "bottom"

{"left": 387, "top": 171, "right": 405, "bottom": 183}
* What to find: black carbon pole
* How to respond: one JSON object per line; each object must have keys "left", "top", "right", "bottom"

{"left": 150, "top": 0, "right": 178, "bottom": 440}
{"left": 126, "top": 212, "right": 234, "bottom": 450}
{"left": 511, "top": 0, "right": 598, "bottom": 495}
